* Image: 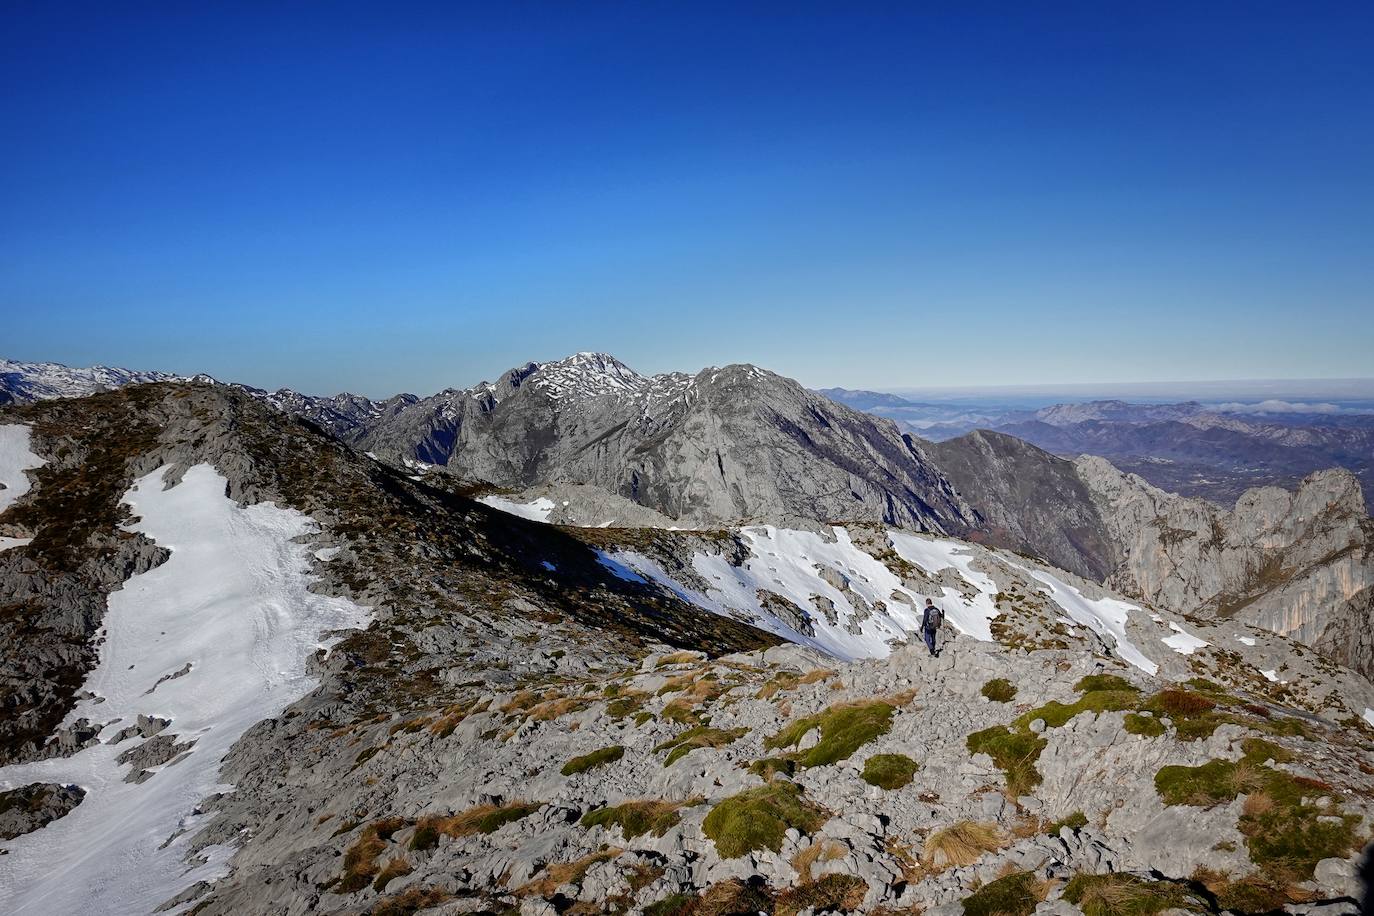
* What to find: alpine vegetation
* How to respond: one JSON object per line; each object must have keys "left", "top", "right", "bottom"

{"left": 1, "top": 369, "right": 1372, "bottom": 916}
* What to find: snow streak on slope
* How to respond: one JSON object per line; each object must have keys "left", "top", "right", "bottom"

{"left": 887, "top": 532, "right": 1000, "bottom": 641}
{"left": 478, "top": 494, "right": 556, "bottom": 523}
{"left": 0, "top": 424, "right": 43, "bottom": 515}
{"left": 1162, "top": 622, "right": 1209, "bottom": 655}
{"left": 0, "top": 465, "right": 370, "bottom": 916}
{"left": 607, "top": 525, "right": 1167, "bottom": 673}
{"left": 1005, "top": 562, "right": 1160, "bottom": 675}
{"left": 606, "top": 527, "right": 1006, "bottom": 660}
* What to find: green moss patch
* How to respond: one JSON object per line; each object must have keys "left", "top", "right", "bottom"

{"left": 1045, "top": 810, "right": 1088, "bottom": 835}
{"left": 961, "top": 871, "right": 1040, "bottom": 916}
{"left": 1013, "top": 688, "right": 1138, "bottom": 731}
{"left": 765, "top": 700, "right": 895, "bottom": 767}
{"left": 861, "top": 753, "right": 919, "bottom": 789}
{"left": 702, "top": 782, "right": 829, "bottom": 858}
{"left": 606, "top": 696, "right": 645, "bottom": 719}
{"left": 1154, "top": 742, "right": 1359, "bottom": 879}
{"left": 561, "top": 745, "right": 624, "bottom": 776}
{"left": 1074, "top": 674, "right": 1138, "bottom": 694}
{"left": 1062, "top": 873, "right": 1206, "bottom": 916}
{"left": 581, "top": 800, "right": 683, "bottom": 839}
{"left": 1123, "top": 713, "right": 1165, "bottom": 737}
{"left": 655, "top": 726, "right": 747, "bottom": 766}
{"left": 966, "top": 725, "right": 1046, "bottom": 797}
{"left": 981, "top": 678, "right": 1017, "bottom": 703}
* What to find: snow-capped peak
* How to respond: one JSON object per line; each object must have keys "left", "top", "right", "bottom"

{"left": 0, "top": 358, "right": 186, "bottom": 404}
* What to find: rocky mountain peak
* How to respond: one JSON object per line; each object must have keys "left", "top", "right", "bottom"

{"left": 0, "top": 357, "right": 185, "bottom": 404}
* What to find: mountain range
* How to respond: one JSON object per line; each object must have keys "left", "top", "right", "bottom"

{"left": 823, "top": 387, "right": 1374, "bottom": 514}
{"left": 3, "top": 354, "right": 1371, "bottom": 679}
{"left": 2, "top": 369, "right": 1373, "bottom": 915}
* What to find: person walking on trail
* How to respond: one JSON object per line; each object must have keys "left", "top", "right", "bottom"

{"left": 920, "top": 598, "right": 944, "bottom": 657}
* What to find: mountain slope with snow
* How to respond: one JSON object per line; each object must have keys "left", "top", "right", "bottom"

{"left": 0, "top": 464, "right": 370, "bottom": 915}
{"left": 2, "top": 381, "right": 1374, "bottom": 914}
{"left": 0, "top": 358, "right": 187, "bottom": 404}
{"left": 356, "top": 353, "right": 977, "bottom": 534}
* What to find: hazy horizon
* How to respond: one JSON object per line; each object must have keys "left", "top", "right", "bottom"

{"left": 7, "top": 349, "right": 1374, "bottom": 408}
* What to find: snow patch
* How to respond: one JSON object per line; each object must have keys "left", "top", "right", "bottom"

{"left": 607, "top": 527, "right": 990, "bottom": 661}
{"left": 1162, "top": 622, "right": 1209, "bottom": 655}
{"left": 597, "top": 551, "right": 647, "bottom": 583}
{"left": 1365, "top": 708, "right": 1374, "bottom": 728}
{"left": 1006, "top": 562, "right": 1160, "bottom": 676}
{"left": 0, "top": 464, "right": 370, "bottom": 916}
{"left": 0, "top": 536, "right": 32, "bottom": 552}
{"left": 0, "top": 424, "right": 44, "bottom": 516}
{"left": 887, "top": 532, "right": 1001, "bottom": 641}
{"left": 1237, "top": 636, "right": 1257, "bottom": 647}
{"left": 1260, "top": 669, "right": 1281, "bottom": 683}
{"left": 478, "top": 495, "right": 555, "bottom": 523}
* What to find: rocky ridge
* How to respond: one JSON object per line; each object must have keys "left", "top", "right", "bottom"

{"left": 1076, "top": 456, "right": 1374, "bottom": 681}
{"left": 1, "top": 383, "right": 1373, "bottom": 914}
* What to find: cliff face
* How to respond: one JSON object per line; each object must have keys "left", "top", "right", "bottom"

{"left": 924, "top": 430, "right": 1121, "bottom": 581}
{"left": 1076, "top": 455, "right": 1374, "bottom": 678}
{"left": 361, "top": 357, "right": 978, "bottom": 535}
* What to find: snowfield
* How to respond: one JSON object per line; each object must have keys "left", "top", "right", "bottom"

{"left": 478, "top": 494, "right": 556, "bottom": 523}
{"left": 0, "top": 464, "right": 370, "bottom": 915}
{"left": 0, "top": 424, "right": 44, "bottom": 516}
{"left": 605, "top": 526, "right": 1165, "bottom": 672}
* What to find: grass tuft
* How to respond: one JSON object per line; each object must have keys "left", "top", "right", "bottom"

{"left": 655, "top": 726, "right": 747, "bottom": 766}
{"left": 861, "top": 753, "right": 919, "bottom": 790}
{"left": 765, "top": 700, "right": 895, "bottom": 767}
{"left": 924, "top": 820, "right": 1003, "bottom": 869}
{"left": 701, "top": 781, "right": 829, "bottom": 859}
{"left": 560, "top": 744, "right": 624, "bottom": 776}
{"left": 580, "top": 800, "right": 683, "bottom": 839}
{"left": 966, "top": 725, "right": 1046, "bottom": 797}
{"left": 981, "top": 678, "right": 1017, "bottom": 703}
{"left": 408, "top": 801, "right": 541, "bottom": 851}
{"left": 1063, "top": 873, "right": 1206, "bottom": 916}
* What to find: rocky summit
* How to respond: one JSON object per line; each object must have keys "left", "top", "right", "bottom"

{"left": 1, "top": 370, "right": 1373, "bottom": 916}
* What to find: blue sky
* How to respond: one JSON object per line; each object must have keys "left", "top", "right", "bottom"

{"left": 3, "top": 2, "right": 1371, "bottom": 397}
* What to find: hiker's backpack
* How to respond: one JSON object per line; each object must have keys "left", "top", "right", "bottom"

{"left": 928, "top": 606, "right": 944, "bottom": 629}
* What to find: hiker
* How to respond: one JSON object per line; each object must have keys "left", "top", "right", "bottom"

{"left": 920, "top": 598, "right": 944, "bottom": 657}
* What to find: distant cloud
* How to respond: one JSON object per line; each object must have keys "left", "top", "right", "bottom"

{"left": 1209, "top": 399, "right": 1359, "bottom": 415}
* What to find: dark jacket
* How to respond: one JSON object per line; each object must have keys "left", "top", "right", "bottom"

{"left": 921, "top": 605, "right": 943, "bottom": 630}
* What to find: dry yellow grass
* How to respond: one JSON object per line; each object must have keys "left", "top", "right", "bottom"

{"left": 885, "top": 687, "right": 919, "bottom": 706}
{"left": 527, "top": 696, "right": 593, "bottom": 721}
{"left": 657, "top": 651, "right": 702, "bottom": 666}
{"left": 923, "top": 820, "right": 1004, "bottom": 869}
{"left": 791, "top": 839, "right": 848, "bottom": 882}
{"left": 1242, "top": 790, "right": 1276, "bottom": 817}
{"left": 517, "top": 848, "right": 623, "bottom": 897}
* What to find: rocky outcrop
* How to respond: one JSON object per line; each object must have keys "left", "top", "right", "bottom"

{"left": 360, "top": 354, "right": 977, "bottom": 534}
{"left": 0, "top": 782, "right": 85, "bottom": 839}
{"left": 1077, "top": 455, "right": 1374, "bottom": 679}
{"left": 925, "top": 430, "right": 1120, "bottom": 581}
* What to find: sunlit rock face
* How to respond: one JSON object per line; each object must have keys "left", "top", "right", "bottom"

{"left": 1078, "top": 456, "right": 1374, "bottom": 678}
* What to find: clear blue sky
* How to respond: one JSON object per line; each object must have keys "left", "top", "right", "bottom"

{"left": 3, "top": 2, "right": 1371, "bottom": 397}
